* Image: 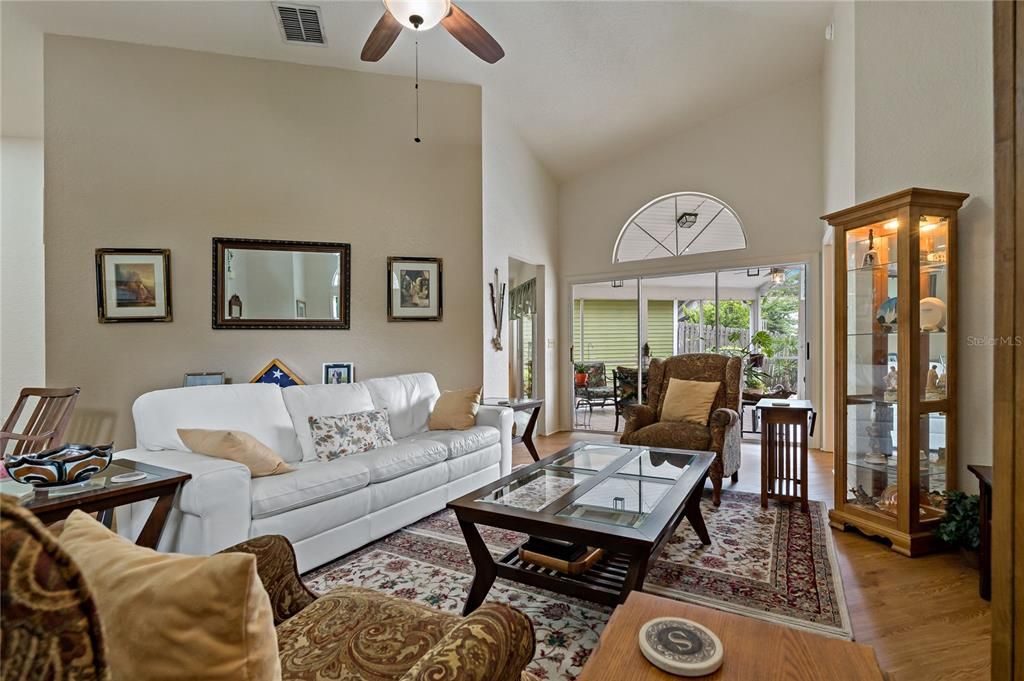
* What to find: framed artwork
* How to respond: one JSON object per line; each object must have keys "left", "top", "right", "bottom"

{"left": 183, "top": 372, "right": 226, "bottom": 387}
{"left": 322, "top": 362, "right": 355, "bottom": 384}
{"left": 387, "top": 256, "right": 443, "bottom": 322}
{"left": 296, "top": 299, "right": 307, "bottom": 318}
{"left": 250, "top": 359, "right": 303, "bottom": 387}
{"left": 95, "top": 249, "right": 172, "bottom": 323}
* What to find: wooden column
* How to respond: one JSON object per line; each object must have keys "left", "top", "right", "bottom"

{"left": 992, "top": 1, "right": 1024, "bottom": 677}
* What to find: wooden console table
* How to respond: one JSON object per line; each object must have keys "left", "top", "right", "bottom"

{"left": 578, "top": 592, "right": 885, "bottom": 681}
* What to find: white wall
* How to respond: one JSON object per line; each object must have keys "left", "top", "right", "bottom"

{"left": 558, "top": 76, "right": 824, "bottom": 437}
{"left": 0, "top": 4, "right": 46, "bottom": 411}
{"left": 819, "top": 1, "right": 856, "bottom": 453}
{"left": 482, "top": 99, "right": 560, "bottom": 433}
{"left": 852, "top": 1, "right": 994, "bottom": 490}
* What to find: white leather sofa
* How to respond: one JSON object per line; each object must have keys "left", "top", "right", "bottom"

{"left": 114, "top": 373, "right": 512, "bottom": 571}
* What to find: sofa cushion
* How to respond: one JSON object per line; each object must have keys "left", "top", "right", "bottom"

{"left": 446, "top": 443, "right": 501, "bottom": 482}
{"left": 363, "top": 373, "right": 441, "bottom": 439}
{"left": 413, "top": 426, "right": 500, "bottom": 459}
{"left": 429, "top": 388, "right": 481, "bottom": 431}
{"left": 343, "top": 437, "right": 448, "bottom": 483}
{"left": 177, "top": 429, "right": 294, "bottom": 477}
{"left": 133, "top": 383, "right": 303, "bottom": 463}
{"left": 308, "top": 410, "right": 394, "bottom": 462}
{"left": 661, "top": 378, "right": 721, "bottom": 425}
{"left": 281, "top": 383, "right": 376, "bottom": 462}
{"left": 250, "top": 457, "right": 370, "bottom": 519}
{"left": 631, "top": 420, "right": 712, "bottom": 451}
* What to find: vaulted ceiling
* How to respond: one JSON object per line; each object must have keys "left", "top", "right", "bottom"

{"left": 9, "top": 0, "right": 832, "bottom": 180}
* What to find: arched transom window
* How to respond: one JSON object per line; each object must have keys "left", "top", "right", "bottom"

{"left": 613, "top": 192, "right": 747, "bottom": 263}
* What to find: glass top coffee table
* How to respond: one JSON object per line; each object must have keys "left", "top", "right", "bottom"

{"left": 447, "top": 441, "right": 714, "bottom": 614}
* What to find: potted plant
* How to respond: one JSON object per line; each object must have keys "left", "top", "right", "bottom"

{"left": 574, "top": 362, "right": 589, "bottom": 388}
{"left": 935, "top": 490, "right": 980, "bottom": 566}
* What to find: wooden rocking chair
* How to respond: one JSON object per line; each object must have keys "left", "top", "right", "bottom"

{"left": 1, "top": 387, "right": 81, "bottom": 457}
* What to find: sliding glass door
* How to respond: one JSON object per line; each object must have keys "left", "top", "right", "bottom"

{"left": 570, "top": 264, "right": 807, "bottom": 435}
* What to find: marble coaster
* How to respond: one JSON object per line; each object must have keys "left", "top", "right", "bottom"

{"left": 111, "top": 471, "right": 147, "bottom": 483}
{"left": 638, "top": 617, "right": 724, "bottom": 677}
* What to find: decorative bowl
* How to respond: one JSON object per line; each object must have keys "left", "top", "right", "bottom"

{"left": 3, "top": 443, "right": 114, "bottom": 488}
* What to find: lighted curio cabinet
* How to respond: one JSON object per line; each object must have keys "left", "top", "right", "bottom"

{"left": 823, "top": 188, "right": 968, "bottom": 556}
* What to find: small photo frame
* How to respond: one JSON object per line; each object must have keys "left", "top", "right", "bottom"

{"left": 388, "top": 256, "right": 443, "bottom": 322}
{"left": 183, "top": 372, "right": 226, "bottom": 387}
{"left": 322, "top": 362, "right": 354, "bottom": 384}
{"left": 250, "top": 359, "right": 303, "bottom": 387}
{"left": 296, "top": 299, "right": 307, "bottom": 318}
{"left": 95, "top": 249, "right": 172, "bottom": 323}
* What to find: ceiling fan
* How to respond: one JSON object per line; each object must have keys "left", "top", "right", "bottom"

{"left": 361, "top": 0, "right": 504, "bottom": 64}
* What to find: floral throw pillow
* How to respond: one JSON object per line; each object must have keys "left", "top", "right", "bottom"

{"left": 308, "top": 410, "right": 394, "bottom": 462}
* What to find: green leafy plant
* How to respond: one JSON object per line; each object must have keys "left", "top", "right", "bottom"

{"left": 573, "top": 362, "right": 589, "bottom": 374}
{"left": 935, "top": 491, "right": 980, "bottom": 550}
{"left": 718, "top": 330, "right": 776, "bottom": 389}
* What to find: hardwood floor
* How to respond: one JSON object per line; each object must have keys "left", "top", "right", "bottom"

{"left": 514, "top": 432, "right": 991, "bottom": 681}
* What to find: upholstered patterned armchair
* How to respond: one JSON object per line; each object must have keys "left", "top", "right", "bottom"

{"left": 0, "top": 495, "right": 537, "bottom": 681}
{"left": 620, "top": 353, "right": 742, "bottom": 506}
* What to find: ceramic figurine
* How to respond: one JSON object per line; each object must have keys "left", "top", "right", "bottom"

{"left": 876, "top": 297, "right": 898, "bottom": 332}
{"left": 850, "top": 485, "right": 875, "bottom": 506}
{"left": 885, "top": 367, "right": 898, "bottom": 391}
{"left": 919, "top": 297, "right": 947, "bottom": 332}
{"left": 927, "top": 365, "right": 939, "bottom": 390}
{"left": 862, "top": 229, "right": 879, "bottom": 267}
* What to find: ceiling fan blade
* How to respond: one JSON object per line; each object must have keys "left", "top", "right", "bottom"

{"left": 361, "top": 11, "right": 403, "bottom": 62}
{"left": 441, "top": 3, "right": 504, "bottom": 64}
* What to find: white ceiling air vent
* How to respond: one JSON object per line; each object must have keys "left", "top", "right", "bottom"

{"left": 274, "top": 3, "right": 326, "bottom": 45}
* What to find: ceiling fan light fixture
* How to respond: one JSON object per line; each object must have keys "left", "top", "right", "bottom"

{"left": 383, "top": 0, "right": 451, "bottom": 30}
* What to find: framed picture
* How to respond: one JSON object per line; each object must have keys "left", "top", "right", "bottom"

{"left": 183, "top": 372, "right": 226, "bottom": 387}
{"left": 322, "top": 362, "right": 355, "bottom": 384}
{"left": 296, "top": 299, "right": 307, "bottom": 318}
{"left": 387, "top": 256, "right": 443, "bottom": 322}
{"left": 250, "top": 359, "right": 303, "bottom": 387}
{"left": 95, "top": 249, "right": 172, "bottom": 322}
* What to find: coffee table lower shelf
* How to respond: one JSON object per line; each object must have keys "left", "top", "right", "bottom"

{"left": 498, "top": 545, "right": 634, "bottom": 607}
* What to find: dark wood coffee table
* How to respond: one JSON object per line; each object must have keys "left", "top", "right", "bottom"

{"left": 448, "top": 441, "right": 713, "bottom": 614}
{"left": 19, "top": 459, "right": 190, "bottom": 548}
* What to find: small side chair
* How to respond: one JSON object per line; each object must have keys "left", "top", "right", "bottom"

{"left": 1, "top": 387, "right": 81, "bottom": 456}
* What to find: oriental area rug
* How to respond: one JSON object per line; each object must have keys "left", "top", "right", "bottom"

{"left": 303, "top": 489, "right": 852, "bottom": 681}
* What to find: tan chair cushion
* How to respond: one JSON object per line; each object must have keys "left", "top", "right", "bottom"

{"left": 178, "top": 428, "right": 294, "bottom": 477}
{"left": 660, "top": 378, "right": 721, "bottom": 424}
{"left": 629, "top": 420, "right": 712, "bottom": 451}
{"left": 429, "top": 388, "right": 481, "bottom": 431}
{"left": 59, "top": 511, "right": 281, "bottom": 681}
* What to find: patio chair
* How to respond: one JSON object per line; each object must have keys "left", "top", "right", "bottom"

{"left": 620, "top": 353, "right": 741, "bottom": 506}
{"left": 613, "top": 366, "right": 640, "bottom": 432}
{"left": 574, "top": 361, "right": 615, "bottom": 412}
{"left": 1, "top": 387, "right": 81, "bottom": 456}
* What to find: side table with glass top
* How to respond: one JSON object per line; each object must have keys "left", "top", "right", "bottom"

{"left": 17, "top": 459, "right": 190, "bottom": 548}
{"left": 481, "top": 397, "right": 544, "bottom": 461}
{"left": 448, "top": 441, "right": 714, "bottom": 614}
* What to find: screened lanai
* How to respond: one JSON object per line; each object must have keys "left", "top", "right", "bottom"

{"left": 571, "top": 266, "right": 805, "bottom": 433}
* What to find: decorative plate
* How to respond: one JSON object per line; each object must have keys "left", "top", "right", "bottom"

{"left": 919, "top": 297, "right": 946, "bottom": 332}
{"left": 638, "top": 617, "right": 724, "bottom": 677}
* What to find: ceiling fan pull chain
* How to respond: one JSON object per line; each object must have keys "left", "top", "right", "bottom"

{"left": 414, "top": 39, "right": 421, "bottom": 143}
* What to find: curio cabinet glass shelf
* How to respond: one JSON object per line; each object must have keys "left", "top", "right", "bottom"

{"left": 822, "top": 188, "right": 968, "bottom": 556}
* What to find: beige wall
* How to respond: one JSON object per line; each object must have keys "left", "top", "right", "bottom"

{"left": 558, "top": 76, "right": 824, "bottom": 436}
{"left": 44, "top": 36, "right": 483, "bottom": 450}
{"left": 853, "top": 1, "right": 993, "bottom": 489}
{"left": 1, "top": 4, "right": 46, "bottom": 411}
{"left": 482, "top": 99, "right": 559, "bottom": 433}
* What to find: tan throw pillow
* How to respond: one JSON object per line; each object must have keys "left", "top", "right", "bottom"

{"left": 429, "top": 388, "right": 482, "bottom": 431}
{"left": 59, "top": 511, "right": 281, "bottom": 681}
{"left": 660, "top": 378, "right": 721, "bottom": 424}
{"left": 177, "top": 428, "right": 294, "bottom": 477}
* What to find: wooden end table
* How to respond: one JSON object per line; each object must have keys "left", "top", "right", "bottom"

{"left": 448, "top": 442, "right": 713, "bottom": 614}
{"left": 578, "top": 592, "right": 885, "bottom": 681}
{"left": 18, "top": 459, "right": 190, "bottom": 548}
{"left": 757, "top": 398, "right": 815, "bottom": 512}
{"left": 482, "top": 397, "right": 544, "bottom": 461}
